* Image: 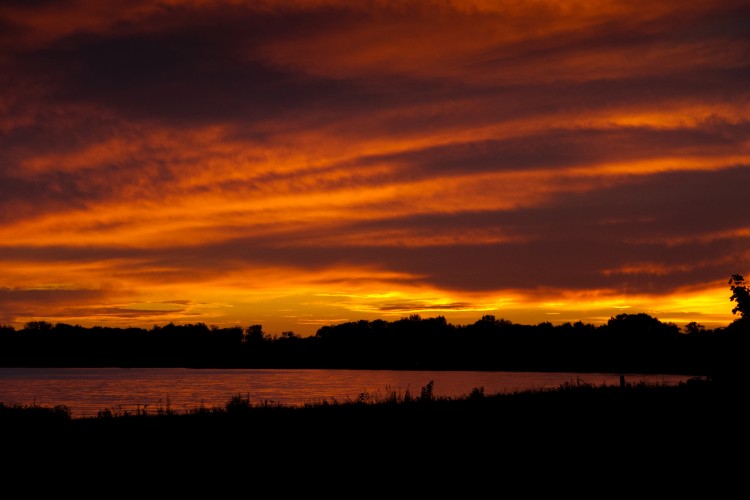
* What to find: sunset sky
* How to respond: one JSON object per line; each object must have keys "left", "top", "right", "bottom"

{"left": 1, "top": 0, "right": 748, "bottom": 335}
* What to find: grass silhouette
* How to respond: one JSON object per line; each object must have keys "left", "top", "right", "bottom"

{"left": 2, "top": 376, "right": 745, "bottom": 495}
{"left": 1, "top": 376, "right": 735, "bottom": 427}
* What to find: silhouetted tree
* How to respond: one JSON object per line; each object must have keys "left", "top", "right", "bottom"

{"left": 473, "top": 315, "right": 513, "bottom": 330}
{"left": 683, "top": 321, "right": 706, "bottom": 335}
{"left": 23, "top": 321, "right": 53, "bottom": 333}
{"left": 728, "top": 274, "right": 750, "bottom": 319}
{"left": 244, "top": 324, "right": 265, "bottom": 343}
{"left": 606, "top": 313, "right": 680, "bottom": 338}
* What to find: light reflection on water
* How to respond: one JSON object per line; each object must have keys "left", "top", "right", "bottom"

{"left": 0, "top": 368, "right": 692, "bottom": 418}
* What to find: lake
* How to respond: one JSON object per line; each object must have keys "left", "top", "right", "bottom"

{"left": 0, "top": 367, "right": 693, "bottom": 418}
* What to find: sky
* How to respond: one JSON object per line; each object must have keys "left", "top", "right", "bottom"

{"left": 1, "top": 0, "right": 749, "bottom": 335}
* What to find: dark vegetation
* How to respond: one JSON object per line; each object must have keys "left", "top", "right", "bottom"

{"left": 1, "top": 316, "right": 748, "bottom": 379}
{"left": 1, "top": 376, "right": 734, "bottom": 428}
{"left": 2, "top": 377, "right": 746, "bottom": 489}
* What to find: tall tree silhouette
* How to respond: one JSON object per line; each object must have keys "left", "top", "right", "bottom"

{"left": 728, "top": 274, "right": 750, "bottom": 319}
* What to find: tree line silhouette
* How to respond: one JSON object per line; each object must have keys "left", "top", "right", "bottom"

{"left": 1, "top": 275, "right": 748, "bottom": 379}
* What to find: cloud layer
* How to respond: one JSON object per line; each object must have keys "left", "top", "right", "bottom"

{"left": 1, "top": 0, "right": 748, "bottom": 333}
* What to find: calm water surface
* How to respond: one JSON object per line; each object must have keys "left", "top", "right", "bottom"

{"left": 0, "top": 368, "right": 692, "bottom": 418}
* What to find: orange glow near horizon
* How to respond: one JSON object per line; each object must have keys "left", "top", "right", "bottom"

{"left": 1, "top": 0, "right": 748, "bottom": 335}
{"left": 0, "top": 262, "right": 739, "bottom": 335}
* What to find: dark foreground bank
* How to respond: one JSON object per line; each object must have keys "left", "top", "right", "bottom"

{"left": 0, "top": 379, "right": 750, "bottom": 456}
{"left": 3, "top": 378, "right": 747, "bottom": 497}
